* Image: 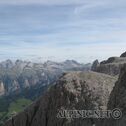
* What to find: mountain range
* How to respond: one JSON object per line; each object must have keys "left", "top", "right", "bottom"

{"left": 0, "top": 59, "right": 91, "bottom": 125}
{"left": 0, "top": 59, "right": 91, "bottom": 96}
{"left": 4, "top": 51, "right": 126, "bottom": 126}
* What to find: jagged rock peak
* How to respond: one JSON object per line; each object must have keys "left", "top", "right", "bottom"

{"left": 91, "top": 59, "right": 99, "bottom": 71}
{"left": 15, "top": 59, "right": 23, "bottom": 64}
{"left": 1, "top": 59, "right": 14, "bottom": 69}
{"left": 0, "top": 59, "right": 91, "bottom": 97}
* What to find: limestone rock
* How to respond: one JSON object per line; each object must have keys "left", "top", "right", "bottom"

{"left": 103, "top": 64, "right": 126, "bottom": 126}
{"left": 4, "top": 71, "right": 116, "bottom": 126}
{"left": 93, "top": 56, "right": 126, "bottom": 76}
{"left": 91, "top": 60, "right": 99, "bottom": 71}
{"left": 0, "top": 59, "right": 91, "bottom": 97}
{"left": 0, "top": 82, "right": 5, "bottom": 96}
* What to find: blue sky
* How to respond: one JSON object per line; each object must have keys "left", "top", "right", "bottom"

{"left": 0, "top": 0, "right": 126, "bottom": 63}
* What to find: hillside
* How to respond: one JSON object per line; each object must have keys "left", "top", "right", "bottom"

{"left": 0, "top": 59, "right": 91, "bottom": 125}
{"left": 4, "top": 71, "right": 116, "bottom": 126}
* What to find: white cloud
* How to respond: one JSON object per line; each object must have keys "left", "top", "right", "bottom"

{"left": 0, "top": 39, "right": 125, "bottom": 63}
{"left": 0, "top": 32, "right": 125, "bottom": 63}
{"left": 0, "top": 0, "right": 126, "bottom": 62}
{"left": 0, "top": 0, "right": 85, "bottom": 5}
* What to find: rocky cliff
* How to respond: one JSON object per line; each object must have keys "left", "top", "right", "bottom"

{"left": 0, "top": 82, "right": 5, "bottom": 96}
{"left": 103, "top": 63, "right": 126, "bottom": 126}
{"left": 0, "top": 59, "right": 91, "bottom": 97}
{"left": 4, "top": 71, "right": 116, "bottom": 126}
{"left": 91, "top": 60, "right": 99, "bottom": 71}
{"left": 92, "top": 52, "right": 126, "bottom": 76}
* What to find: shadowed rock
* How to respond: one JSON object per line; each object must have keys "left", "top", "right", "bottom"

{"left": 103, "top": 64, "right": 126, "bottom": 126}
{"left": 91, "top": 60, "right": 99, "bottom": 71}
{"left": 120, "top": 51, "right": 126, "bottom": 57}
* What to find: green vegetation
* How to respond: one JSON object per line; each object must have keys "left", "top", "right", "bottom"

{"left": 0, "top": 85, "right": 48, "bottom": 126}
{"left": 0, "top": 98, "right": 32, "bottom": 126}
{"left": 8, "top": 98, "right": 32, "bottom": 114}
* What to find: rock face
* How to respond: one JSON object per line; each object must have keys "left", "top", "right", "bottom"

{"left": 0, "top": 82, "right": 5, "bottom": 96}
{"left": 120, "top": 51, "right": 126, "bottom": 57}
{"left": 91, "top": 60, "right": 99, "bottom": 71}
{"left": 4, "top": 71, "right": 116, "bottom": 126}
{"left": 0, "top": 59, "right": 91, "bottom": 97}
{"left": 92, "top": 56, "right": 126, "bottom": 76}
{"left": 103, "top": 64, "right": 126, "bottom": 126}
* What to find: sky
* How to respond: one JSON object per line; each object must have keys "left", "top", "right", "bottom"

{"left": 0, "top": 0, "right": 126, "bottom": 63}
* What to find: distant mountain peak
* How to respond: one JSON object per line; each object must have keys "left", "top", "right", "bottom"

{"left": 64, "top": 60, "right": 81, "bottom": 65}
{"left": 0, "top": 59, "right": 91, "bottom": 97}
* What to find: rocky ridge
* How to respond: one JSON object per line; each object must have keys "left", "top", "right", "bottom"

{"left": 92, "top": 52, "right": 126, "bottom": 76}
{"left": 0, "top": 59, "right": 91, "bottom": 97}
{"left": 103, "top": 63, "right": 126, "bottom": 126}
{"left": 4, "top": 71, "right": 116, "bottom": 126}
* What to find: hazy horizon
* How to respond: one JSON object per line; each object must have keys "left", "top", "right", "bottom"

{"left": 0, "top": 0, "right": 126, "bottom": 63}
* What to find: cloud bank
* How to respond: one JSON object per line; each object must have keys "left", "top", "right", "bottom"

{"left": 0, "top": 0, "right": 126, "bottom": 62}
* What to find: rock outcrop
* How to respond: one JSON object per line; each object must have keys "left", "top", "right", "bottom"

{"left": 4, "top": 71, "right": 116, "bottom": 126}
{"left": 92, "top": 54, "right": 126, "bottom": 76}
{"left": 103, "top": 63, "right": 126, "bottom": 126}
{"left": 120, "top": 51, "right": 126, "bottom": 57}
{"left": 91, "top": 60, "right": 99, "bottom": 71}
{"left": 0, "top": 82, "right": 5, "bottom": 96}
